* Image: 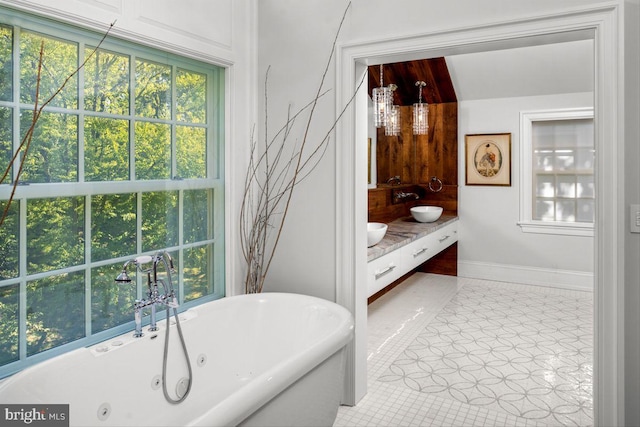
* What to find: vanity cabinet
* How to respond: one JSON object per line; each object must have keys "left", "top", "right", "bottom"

{"left": 367, "top": 220, "right": 458, "bottom": 298}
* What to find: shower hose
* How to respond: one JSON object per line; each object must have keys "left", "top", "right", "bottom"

{"left": 159, "top": 278, "right": 193, "bottom": 404}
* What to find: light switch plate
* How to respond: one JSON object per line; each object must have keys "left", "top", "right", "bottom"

{"left": 631, "top": 204, "right": 640, "bottom": 233}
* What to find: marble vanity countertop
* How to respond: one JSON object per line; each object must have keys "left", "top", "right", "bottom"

{"left": 367, "top": 215, "right": 459, "bottom": 262}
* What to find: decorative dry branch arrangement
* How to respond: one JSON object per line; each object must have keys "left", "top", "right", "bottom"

{"left": 0, "top": 22, "right": 116, "bottom": 228}
{"left": 240, "top": 3, "right": 363, "bottom": 294}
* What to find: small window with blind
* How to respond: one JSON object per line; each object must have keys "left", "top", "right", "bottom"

{"left": 519, "top": 108, "right": 594, "bottom": 236}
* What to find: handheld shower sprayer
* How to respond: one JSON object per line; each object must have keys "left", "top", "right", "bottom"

{"left": 114, "top": 256, "right": 153, "bottom": 283}
{"left": 115, "top": 260, "right": 133, "bottom": 283}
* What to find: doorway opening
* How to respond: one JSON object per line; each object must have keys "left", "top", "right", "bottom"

{"left": 335, "top": 5, "right": 623, "bottom": 427}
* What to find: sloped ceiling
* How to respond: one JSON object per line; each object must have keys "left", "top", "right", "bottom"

{"left": 368, "top": 39, "right": 593, "bottom": 103}
{"left": 368, "top": 58, "right": 457, "bottom": 105}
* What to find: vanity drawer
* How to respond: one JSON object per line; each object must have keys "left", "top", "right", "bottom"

{"left": 402, "top": 234, "right": 437, "bottom": 271}
{"left": 367, "top": 250, "right": 404, "bottom": 297}
{"left": 431, "top": 221, "right": 458, "bottom": 255}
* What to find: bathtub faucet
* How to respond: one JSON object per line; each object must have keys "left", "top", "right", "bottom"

{"left": 115, "top": 251, "right": 179, "bottom": 338}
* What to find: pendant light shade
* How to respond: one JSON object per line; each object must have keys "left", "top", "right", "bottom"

{"left": 413, "top": 81, "right": 429, "bottom": 135}
{"left": 373, "top": 65, "right": 393, "bottom": 128}
{"left": 385, "top": 84, "right": 400, "bottom": 136}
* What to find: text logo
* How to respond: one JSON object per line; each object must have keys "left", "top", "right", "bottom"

{"left": 0, "top": 405, "right": 69, "bottom": 427}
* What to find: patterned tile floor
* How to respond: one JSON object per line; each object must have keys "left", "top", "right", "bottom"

{"left": 334, "top": 273, "right": 593, "bottom": 427}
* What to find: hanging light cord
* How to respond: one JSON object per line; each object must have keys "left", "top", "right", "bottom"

{"left": 416, "top": 80, "right": 426, "bottom": 103}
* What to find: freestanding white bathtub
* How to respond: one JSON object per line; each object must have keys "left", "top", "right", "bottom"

{"left": 0, "top": 293, "right": 354, "bottom": 427}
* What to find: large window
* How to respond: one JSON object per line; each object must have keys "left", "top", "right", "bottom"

{"left": 519, "top": 108, "right": 594, "bottom": 236}
{"left": 0, "top": 11, "right": 224, "bottom": 377}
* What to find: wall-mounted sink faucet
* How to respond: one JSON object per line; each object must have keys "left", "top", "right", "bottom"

{"left": 115, "top": 251, "right": 178, "bottom": 338}
{"left": 393, "top": 190, "right": 420, "bottom": 203}
{"left": 386, "top": 175, "right": 402, "bottom": 185}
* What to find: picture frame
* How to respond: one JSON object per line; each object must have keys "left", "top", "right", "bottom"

{"left": 465, "top": 133, "right": 511, "bottom": 186}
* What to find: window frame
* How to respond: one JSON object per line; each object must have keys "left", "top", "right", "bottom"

{"left": 518, "top": 107, "right": 594, "bottom": 237}
{"left": 0, "top": 8, "right": 225, "bottom": 378}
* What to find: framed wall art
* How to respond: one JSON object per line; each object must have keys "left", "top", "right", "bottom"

{"left": 465, "top": 133, "right": 512, "bottom": 186}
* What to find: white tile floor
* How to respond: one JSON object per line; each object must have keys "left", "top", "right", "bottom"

{"left": 334, "top": 273, "right": 593, "bottom": 427}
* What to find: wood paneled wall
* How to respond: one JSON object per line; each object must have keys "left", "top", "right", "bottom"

{"left": 370, "top": 102, "right": 458, "bottom": 223}
{"left": 377, "top": 103, "right": 457, "bottom": 186}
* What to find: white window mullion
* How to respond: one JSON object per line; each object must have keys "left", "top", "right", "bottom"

{"left": 178, "top": 189, "right": 184, "bottom": 304}
{"left": 130, "top": 54, "right": 136, "bottom": 182}
{"left": 18, "top": 198, "right": 27, "bottom": 361}
{"left": 136, "top": 192, "right": 143, "bottom": 301}
{"left": 171, "top": 64, "right": 177, "bottom": 179}
{"left": 12, "top": 25, "right": 20, "bottom": 184}
{"left": 84, "top": 194, "right": 92, "bottom": 338}
{"left": 77, "top": 42, "right": 86, "bottom": 183}
{"left": 14, "top": 26, "right": 27, "bottom": 362}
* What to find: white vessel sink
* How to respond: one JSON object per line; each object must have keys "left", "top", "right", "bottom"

{"left": 410, "top": 206, "right": 443, "bottom": 223}
{"left": 367, "top": 222, "right": 388, "bottom": 247}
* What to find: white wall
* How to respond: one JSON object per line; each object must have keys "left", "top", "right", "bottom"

{"left": 458, "top": 92, "right": 594, "bottom": 290}
{"left": 0, "top": 0, "right": 258, "bottom": 297}
{"left": 256, "top": 1, "right": 348, "bottom": 300}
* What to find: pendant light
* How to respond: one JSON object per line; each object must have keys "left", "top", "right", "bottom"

{"left": 385, "top": 84, "right": 401, "bottom": 136}
{"left": 413, "top": 81, "right": 429, "bottom": 135}
{"left": 372, "top": 64, "right": 392, "bottom": 128}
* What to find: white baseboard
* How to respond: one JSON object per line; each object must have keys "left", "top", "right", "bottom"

{"left": 458, "top": 260, "right": 594, "bottom": 292}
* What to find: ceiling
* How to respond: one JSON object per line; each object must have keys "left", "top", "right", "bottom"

{"left": 368, "top": 58, "right": 457, "bottom": 105}
{"left": 368, "top": 39, "right": 594, "bottom": 104}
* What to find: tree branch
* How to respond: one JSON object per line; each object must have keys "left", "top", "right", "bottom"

{"left": 241, "top": 3, "right": 358, "bottom": 293}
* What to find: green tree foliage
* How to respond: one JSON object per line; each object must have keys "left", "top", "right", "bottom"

{"left": 20, "top": 31, "right": 77, "bottom": 109}
{"left": 177, "top": 125, "right": 206, "bottom": 179}
{"left": 184, "top": 244, "right": 212, "bottom": 302}
{"left": 0, "top": 200, "right": 18, "bottom": 280}
{"left": 135, "top": 60, "right": 170, "bottom": 119}
{"left": 0, "top": 285, "right": 18, "bottom": 365}
{"left": 184, "top": 189, "right": 211, "bottom": 243}
{"left": 176, "top": 69, "right": 206, "bottom": 123}
{"left": 20, "top": 111, "right": 78, "bottom": 183}
{"left": 27, "top": 197, "right": 85, "bottom": 273}
{"left": 85, "top": 117, "right": 129, "bottom": 181}
{"left": 91, "top": 193, "right": 137, "bottom": 261}
{"left": 0, "top": 108, "right": 11, "bottom": 185}
{"left": 142, "top": 191, "right": 178, "bottom": 251}
{"left": 135, "top": 121, "right": 171, "bottom": 179}
{"left": 0, "top": 26, "right": 12, "bottom": 101}
{"left": 27, "top": 271, "right": 84, "bottom": 356}
{"left": 84, "top": 48, "right": 129, "bottom": 115}
{"left": 91, "top": 263, "right": 135, "bottom": 334}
